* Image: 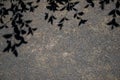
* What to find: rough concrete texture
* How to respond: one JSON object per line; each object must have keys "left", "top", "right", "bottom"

{"left": 0, "top": 0, "right": 120, "bottom": 80}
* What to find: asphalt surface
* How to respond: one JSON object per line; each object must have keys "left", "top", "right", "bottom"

{"left": 0, "top": 0, "right": 120, "bottom": 80}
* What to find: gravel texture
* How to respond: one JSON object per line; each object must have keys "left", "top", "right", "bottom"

{"left": 0, "top": 0, "right": 120, "bottom": 80}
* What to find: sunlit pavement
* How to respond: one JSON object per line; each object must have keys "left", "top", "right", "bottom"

{"left": 0, "top": 0, "right": 120, "bottom": 80}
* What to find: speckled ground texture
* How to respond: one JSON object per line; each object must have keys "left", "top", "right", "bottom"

{"left": 0, "top": 0, "right": 120, "bottom": 80}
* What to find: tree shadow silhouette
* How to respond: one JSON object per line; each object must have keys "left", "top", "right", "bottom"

{"left": 0, "top": 0, "right": 119, "bottom": 57}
